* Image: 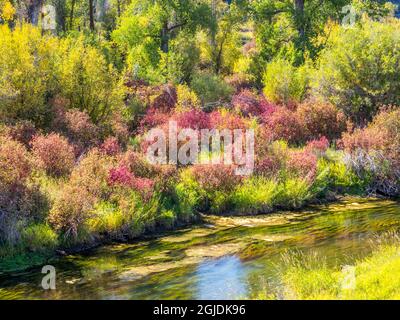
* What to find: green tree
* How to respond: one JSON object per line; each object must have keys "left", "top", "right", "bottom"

{"left": 313, "top": 18, "right": 400, "bottom": 125}
{"left": 112, "top": 0, "right": 212, "bottom": 83}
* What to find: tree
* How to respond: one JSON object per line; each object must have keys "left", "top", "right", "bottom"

{"left": 206, "top": 0, "right": 248, "bottom": 74}
{"left": 313, "top": 18, "right": 400, "bottom": 125}
{"left": 112, "top": 0, "right": 213, "bottom": 83}
{"left": 88, "top": 0, "right": 94, "bottom": 31}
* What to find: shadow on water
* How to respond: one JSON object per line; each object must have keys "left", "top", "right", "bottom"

{"left": 1, "top": 198, "right": 400, "bottom": 299}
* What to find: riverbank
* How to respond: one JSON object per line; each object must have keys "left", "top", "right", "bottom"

{"left": 275, "top": 233, "right": 400, "bottom": 299}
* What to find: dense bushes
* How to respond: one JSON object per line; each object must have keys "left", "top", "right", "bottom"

{"left": 0, "top": 136, "right": 47, "bottom": 245}
{"left": 0, "top": 25, "right": 58, "bottom": 126}
{"left": 31, "top": 133, "right": 75, "bottom": 177}
{"left": 313, "top": 19, "right": 400, "bottom": 125}
{"left": 57, "top": 37, "right": 125, "bottom": 124}
{"left": 1, "top": 16, "right": 399, "bottom": 273}
{"left": 263, "top": 58, "right": 309, "bottom": 104}
{"left": 341, "top": 108, "right": 400, "bottom": 196}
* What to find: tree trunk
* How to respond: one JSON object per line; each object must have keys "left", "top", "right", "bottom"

{"left": 69, "top": 0, "right": 75, "bottom": 30}
{"left": 294, "top": 0, "right": 305, "bottom": 39}
{"left": 54, "top": 0, "right": 66, "bottom": 33}
{"left": 89, "top": 0, "right": 95, "bottom": 31}
{"left": 117, "top": 0, "right": 121, "bottom": 17}
{"left": 27, "top": 0, "right": 43, "bottom": 25}
{"left": 160, "top": 22, "right": 169, "bottom": 53}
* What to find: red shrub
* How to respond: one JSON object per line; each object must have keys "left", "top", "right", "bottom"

{"left": 31, "top": 133, "right": 75, "bottom": 177}
{"left": 255, "top": 155, "right": 281, "bottom": 177}
{"left": 139, "top": 108, "right": 170, "bottom": 132}
{"left": 287, "top": 150, "right": 318, "bottom": 181}
{"left": 173, "top": 109, "right": 210, "bottom": 130}
{"left": 340, "top": 128, "right": 388, "bottom": 152}
{"left": 6, "top": 121, "right": 37, "bottom": 147}
{"left": 191, "top": 164, "right": 242, "bottom": 193}
{"left": 53, "top": 108, "right": 99, "bottom": 152}
{"left": 232, "top": 90, "right": 263, "bottom": 117}
{"left": 225, "top": 74, "right": 253, "bottom": 92}
{"left": 0, "top": 136, "right": 32, "bottom": 187}
{"left": 259, "top": 98, "right": 278, "bottom": 118}
{"left": 119, "top": 150, "right": 158, "bottom": 178}
{"left": 305, "top": 136, "right": 329, "bottom": 156}
{"left": 297, "top": 100, "right": 347, "bottom": 141}
{"left": 264, "top": 107, "right": 305, "bottom": 144}
{"left": 110, "top": 111, "right": 130, "bottom": 144}
{"left": 149, "top": 84, "right": 177, "bottom": 112}
{"left": 101, "top": 137, "right": 121, "bottom": 156}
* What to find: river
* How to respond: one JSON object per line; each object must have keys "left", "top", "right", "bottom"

{"left": 1, "top": 198, "right": 399, "bottom": 299}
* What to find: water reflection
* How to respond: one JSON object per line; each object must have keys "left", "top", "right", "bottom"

{"left": 195, "top": 256, "right": 248, "bottom": 300}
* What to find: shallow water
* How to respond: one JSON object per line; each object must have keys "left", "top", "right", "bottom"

{"left": 1, "top": 198, "right": 400, "bottom": 300}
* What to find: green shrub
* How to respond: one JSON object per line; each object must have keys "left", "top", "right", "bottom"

{"left": 275, "top": 178, "right": 312, "bottom": 209}
{"left": 157, "top": 210, "right": 177, "bottom": 229}
{"left": 58, "top": 36, "right": 125, "bottom": 124}
{"left": 86, "top": 202, "right": 126, "bottom": 238}
{"left": 175, "top": 169, "right": 204, "bottom": 220}
{"left": 21, "top": 224, "right": 58, "bottom": 252}
{"left": 0, "top": 24, "right": 59, "bottom": 126}
{"left": 313, "top": 19, "right": 400, "bottom": 124}
{"left": 231, "top": 177, "right": 278, "bottom": 214}
{"left": 263, "top": 58, "right": 309, "bottom": 104}
{"left": 191, "top": 72, "right": 234, "bottom": 107}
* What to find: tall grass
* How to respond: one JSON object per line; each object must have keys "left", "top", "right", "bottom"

{"left": 277, "top": 233, "right": 400, "bottom": 300}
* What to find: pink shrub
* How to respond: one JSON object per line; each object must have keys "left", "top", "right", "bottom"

{"left": 173, "top": 109, "right": 210, "bottom": 130}
{"left": 305, "top": 136, "right": 329, "bottom": 156}
{"left": 287, "top": 150, "right": 318, "bottom": 181}
{"left": 132, "top": 177, "right": 154, "bottom": 200}
{"left": 297, "top": 100, "right": 347, "bottom": 141}
{"left": 31, "top": 133, "right": 75, "bottom": 177}
{"left": 108, "top": 166, "right": 134, "bottom": 187}
{"left": 265, "top": 107, "right": 305, "bottom": 144}
{"left": 191, "top": 164, "right": 242, "bottom": 193}
{"left": 7, "top": 121, "right": 37, "bottom": 147}
{"left": 101, "top": 137, "right": 121, "bottom": 156}
{"left": 108, "top": 165, "right": 154, "bottom": 200}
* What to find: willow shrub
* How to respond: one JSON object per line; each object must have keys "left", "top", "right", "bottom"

{"left": 263, "top": 58, "right": 310, "bottom": 104}
{"left": 313, "top": 18, "right": 400, "bottom": 125}
{"left": 57, "top": 36, "right": 125, "bottom": 124}
{"left": 0, "top": 24, "right": 59, "bottom": 126}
